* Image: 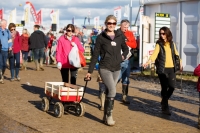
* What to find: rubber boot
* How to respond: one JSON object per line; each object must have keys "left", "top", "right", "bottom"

{"left": 0, "top": 69, "right": 3, "bottom": 84}
{"left": 122, "top": 84, "right": 130, "bottom": 104}
{"left": 103, "top": 97, "right": 115, "bottom": 126}
{"left": 23, "top": 61, "right": 27, "bottom": 71}
{"left": 161, "top": 97, "right": 171, "bottom": 115}
{"left": 99, "top": 92, "right": 105, "bottom": 111}
{"left": 39, "top": 58, "right": 44, "bottom": 71}
{"left": 34, "top": 60, "right": 40, "bottom": 71}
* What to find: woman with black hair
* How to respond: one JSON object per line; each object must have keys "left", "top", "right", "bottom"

{"left": 143, "top": 26, "right": 183, "bottom": 115}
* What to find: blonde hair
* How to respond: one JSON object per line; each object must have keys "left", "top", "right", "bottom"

{"left": 104, "top": 15, "right": 117, "bottom": 25}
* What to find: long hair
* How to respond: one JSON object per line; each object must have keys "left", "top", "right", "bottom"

{"left": 65, "top": 24, "right": 75, "bottom": 32}
{"left": 156, "top": 27, "right": 173, "bottom": 44}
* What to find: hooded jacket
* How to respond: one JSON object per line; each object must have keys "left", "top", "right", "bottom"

{"left": 88, "top": 30, "right": 129, "bottom": 73}
{"left": 20, "top": 33, "right": 29, "bottom": 51}
{"left": 29, "top": 30, "right": 47, "bottom": 49}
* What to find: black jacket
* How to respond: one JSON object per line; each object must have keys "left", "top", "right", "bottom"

{"left": 88, "top": 30, "right": 129, "bottom": 73}
{"left": 29, "top": 30, "right": 47, "bottom": 49}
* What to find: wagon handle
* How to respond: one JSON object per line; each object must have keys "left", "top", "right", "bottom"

{"left": 79, "top": 77, "right": 91, "bottom": 103}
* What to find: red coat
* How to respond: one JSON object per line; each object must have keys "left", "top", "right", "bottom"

{"left": 124, "top": 30, "right": 137, "bottom": 49}
{"left": 13, "top": 31, "right": 21, "bottom": 53}
{"left": 20, "top": 34, "right": 29, "bottom": 51}
{"left": 193, "top": 64, "right": 200, "bottom": 92}
{"left": 47, "top": 36, "right": 54, "bottom": 48}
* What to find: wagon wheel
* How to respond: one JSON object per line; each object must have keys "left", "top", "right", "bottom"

{"left": 75, "top": 103, "right": 85, "bottom": 117}
{"left": 54, "top": 102, "right": 64, "bottom": 118}
{"left": 41, "top": 97, "right": 49, "bottom": 112}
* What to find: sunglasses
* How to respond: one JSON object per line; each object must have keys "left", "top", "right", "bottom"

{"left": 160, "top": 33, "right": 166, "bottom": 35}
{"left": 2, "top": 31, "right": 4, "bottom": 36}
{"left": 66, "top": 29, "right": 73, "bottom": 32}
{"left": 11, "top": 28, "right": 16, "bottom": 31}
{"left": 107, "top": 22, "right": 117, "bottom": 25}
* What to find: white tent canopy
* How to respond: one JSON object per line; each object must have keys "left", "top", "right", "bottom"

{"left": 139, "top": 0, "right": 192, "bottom": 5}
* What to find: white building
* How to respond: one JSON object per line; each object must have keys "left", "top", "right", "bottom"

{"left": 139, "top": 0, "right": 200, "bottom": 72}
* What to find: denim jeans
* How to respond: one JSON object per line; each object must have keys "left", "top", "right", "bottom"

{"left": 118, "top": 60, "right": 131, "bottom": 85}
{"left": 32, "top": 48, "right": 44, "bottom": 60}
{"left": 9, "top": 52, "right": 20, "bottom": 79}
{"left": 0, "top": 50, "right": 8, "bottom": 74}
{"left": 21, "top": 51, "right": 29, "bottom": 61}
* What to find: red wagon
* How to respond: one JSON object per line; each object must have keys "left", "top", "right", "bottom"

{"left": 41, "top": 78, "right": 90, "bottom": 118}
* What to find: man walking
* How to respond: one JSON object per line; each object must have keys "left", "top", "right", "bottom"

{"left": 118, "top": 19, "right": 137, "bottom": 104}
{"left": 29, "top": 24, "right": 47, "bottom": 71}
{"left": 0, "top": 19, "right": 12, "bottom": 83}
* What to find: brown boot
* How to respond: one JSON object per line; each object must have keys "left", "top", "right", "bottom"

{"left": 34, "top": 60, "right": 40, "bottom": 71}
{"left": 39, "top": 58, "right": 44, "bottom": 71}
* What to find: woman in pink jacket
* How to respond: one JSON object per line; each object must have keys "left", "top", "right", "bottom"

{"left": 56, "top": 24, "right": 84, "bottom": 84}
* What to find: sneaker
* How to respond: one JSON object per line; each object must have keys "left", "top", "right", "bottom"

{"left": 16, "top": 76, "right": 21, "bottom": 81}
{"left": 10, "top": 78, "right": 15, "bottom": 82}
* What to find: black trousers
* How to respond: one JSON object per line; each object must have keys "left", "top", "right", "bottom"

{"left": 60, "top": 68, "right": 78, "bottom": 85}
{"left": 158, "top": 68, "right": 176, "bottom": 99}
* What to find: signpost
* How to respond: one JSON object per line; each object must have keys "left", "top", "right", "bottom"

{"left": 154, "top": 12, "right": 170, "bottom": 42}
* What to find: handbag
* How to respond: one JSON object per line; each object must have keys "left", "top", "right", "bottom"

{"left": 8, "top": 50, "right": 14, "bottom": 58}
{"left": 78, "top": 51, "right": 86, "bottom": 67}
{"left": 68, "top": 45, "right": 81, "bottom": 68}
{"left": 174, "top": 54, "right": 180, "bottom": 71}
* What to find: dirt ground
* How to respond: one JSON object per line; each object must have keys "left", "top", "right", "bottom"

{"left": 0, "top": 62, "right": 199, "bottom": 133}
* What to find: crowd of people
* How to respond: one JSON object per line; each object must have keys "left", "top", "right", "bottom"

{"left": 0, "top": 14, "right": 199, "bottom": 129}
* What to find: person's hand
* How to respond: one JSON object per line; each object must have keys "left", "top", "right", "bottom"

{"left": 122, "top": 55, "right": 124, "bottom": 60}
{"left": 142, "top": 62, "right": 149, "bottom": 69}
{"left": 71, "top": 42, "right": 76, "bottom": 47}
{"left": 85, "top": 73, "right": 91, "bottom": 80}
{"left": 57, "top": 62, "right": 62, "bottom": 70}
{"left": 180, "top": 64, "right": 183, "bottom": 72}
{"left": 9, "top": 47, "right": 12, "bottom": 51}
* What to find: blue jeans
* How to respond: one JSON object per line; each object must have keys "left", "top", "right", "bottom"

{"left": 22, "top": 51, "right": 29, "bottom": 61}
{"left": 32, "top": 48, "right": 44, "bottom": 60}
{"left": 0, "top": 50, "right": 8, "bottom": 74}
{"left": 118, "top": 60, "right": 131, "bottom": 85}
{"left": 9, "top": 52, "right": 20, "bottom": 79}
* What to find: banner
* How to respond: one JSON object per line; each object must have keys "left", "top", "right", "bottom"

{"left": 23, "top": 4, "right": 31, "bottom": 26}
{"left": 8, "top": 8, "right": 16, "bottom": 24}
{"left": 93, "top": 16, "right": 100, "bottom": 29}
{"left": 50, "top": 10, "right": 59, "bottom": 31}
{"left": 37, "top": 10, "right": 42, "bottom": 25}
{"left": 124, "top": 4, "right": 129, "bottom": 18}
{"left": 0, "top": 9, "right": 3, "bottom": 20}
{"left": 114, "top": 6, "right": 121, "bottom": 22}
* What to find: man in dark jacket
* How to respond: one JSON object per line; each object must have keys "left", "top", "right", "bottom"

{"left": 29, "top": 25, "right": 47, "bottom": 71}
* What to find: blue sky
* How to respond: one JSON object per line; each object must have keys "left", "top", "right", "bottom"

{"left": 1, "top": 0, "right": 140, "bottom": 29}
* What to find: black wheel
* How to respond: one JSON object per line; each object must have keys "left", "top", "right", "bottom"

{"left": 54, "top": 102, "right": 64, "bottom": 118}
{"left": 75, "top": 103, "right": 85, "bottom": 117}
{"left": 41, "top": 97, "right": 49, "bottom": 112}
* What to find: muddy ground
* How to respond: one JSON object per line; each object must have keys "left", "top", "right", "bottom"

{"left": 0, "top": 62, "right": 199, "bottom": 133}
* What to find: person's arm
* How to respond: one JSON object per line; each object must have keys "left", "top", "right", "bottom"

{"left": 44, "top": 34, "right": 48, "bottom": 48}
{"left": 88, "top": 36, "right": 101, "bottom": 74}
{"left": 8, "top": 30, "right": 12, "bottom": 49}
{"left": 56, "top": 38, "right": 62, "bottom": 69}
{"left": 75, "top": 37, "right": 84, "bottom": 53}
{"left": 173, "top": 42, "right": 183, "bottom": 71}
{"left": 142, "top": 44, "right": 160, "bottom": 68}
{"left": 121, "top": 35, "right": 129, "bottom": 60}
{"left": 126, "top": 31, "right": 137, "bottom": 49}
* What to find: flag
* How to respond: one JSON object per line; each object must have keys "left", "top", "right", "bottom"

{"left": 93, "top": 16, "right": 100, "bottom": 29}
{"left": 124, "top": 4, "right": 129, "bottom": 18}
{"left": 88, "top": 17, "right": 90, "bottom": 24}
{"left": 23, "top": 3, "right": 31, "bottom": 26}
{"left": 8, "top": 8, "right": 16, "bottom": 24}
{"left": 0, "top": 9, "right": 3, "bottom": 20}
{"left": 37, "top": 10, "right": 42, "bottom": 25}
{"left": 114, "top": 6, "right": 122, "bottom": 22}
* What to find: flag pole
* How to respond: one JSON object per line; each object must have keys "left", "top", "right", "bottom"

{"left": 129, "top": 0, "right": 132, "bottom": 29}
